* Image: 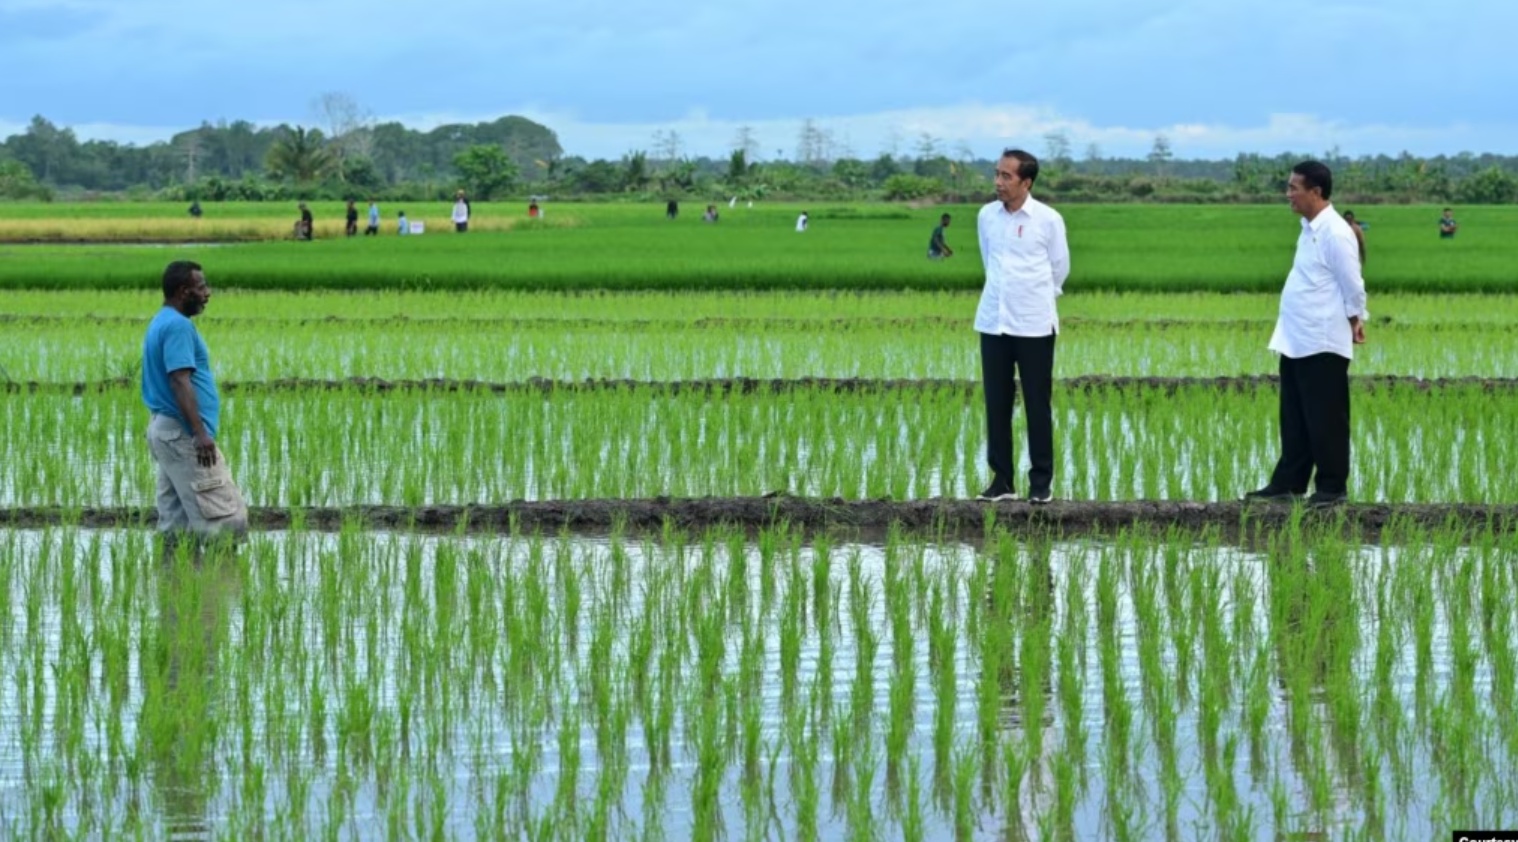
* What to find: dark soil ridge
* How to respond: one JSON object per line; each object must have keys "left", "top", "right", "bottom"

{"left": 9, "top": 375, "right": 1518, "bottom": 397}
{"left": 2, "top": 499, "right": 1512, "bottom": 542}
{"left": 0, "top": 313, "right": 1452, "bottom": 330}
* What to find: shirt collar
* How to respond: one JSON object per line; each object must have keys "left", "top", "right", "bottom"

{"left": 1303, "top": 203, "right": 1337, "bottom": 232}
{"left": 997, "top": 198, "right": 1035, "bottom": 218}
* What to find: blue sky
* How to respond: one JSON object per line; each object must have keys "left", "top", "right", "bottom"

{"left": 2, "top": 0, "right": 1514, "bottom": 159}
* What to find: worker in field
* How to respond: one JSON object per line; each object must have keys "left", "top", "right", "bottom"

{"left": 345, "top": 200, "right": 359, "bottom": 237}
{"left": 1246, "top": 161, "right": 1367, "bottom": 509}
{"left": 452, "top": 190, "right": 471, "bottom": 233}
{"left": 397, "top": 210, "right": 409, "bottom": 235}
{"left": 928, "top": 213, "right": 954, "bottom": 259}
{"left": 666, "top": 198, "right": 680, "bottom": 220}
{"left": 975, "top": 149, "right": 1069, "bottom": 505}
{"left": 142, "top": 260, "right": 248, "bottom": 558}
{"left": 795, "top": 211, "right": 808, "bottom": 232}
{"left": 296, "top": 202, "right": 314, "bottom": 240}
{"left": 1439, "top": 207, "right": 1458, "bottom": 239}
{"left": 365, "top": 200, "right": 380, "bottom": 235}
{"left": 1341, "top": 210, "right": 1366, "bottom": 264}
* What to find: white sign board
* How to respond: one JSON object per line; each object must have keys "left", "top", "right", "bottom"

{"left": 409, "top": 221, "right": 426, "bottom": 235}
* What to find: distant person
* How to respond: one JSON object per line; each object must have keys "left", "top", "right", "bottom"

{"left": 729, "top": 196, "right": 737, "bottom": 209}
{"left": 344, "top": 200, "right": 359, "bottom": 237}
{"left": 1439, "top": 207, "right": 1458, "bottom": 239}
{"left": 1245, "top": 161, "right": 1367, "bottom": 509}
{"left": 666, "top": 199, "right": 679, "bottom": 220}
{"left": 296, "top": 202, "right": 314, "bottom": 241}
{"left": 928, "top": 213, "right": 954, "bottom": 259}
{"left": 703, "top": 204, "right": 719, "bottom": 223}
{"left": 365, "top": 200, "right": 380, "bottom": 235}
{"left": 528, "top": 201, "right": 540, "bottom": 218}
{"left": 142, "top": 260, "right": 248, "bottom": 556}
{"left": 452, "top": 190, "right": 471, "bottom": 233}
{"left": 188, "top": 200, "right": 203, "bottom": 219}
{"left": 974, "top": 149, "right": 1068, "bottom": 506}
{"left": 397, "top": 210, "right": 409, "bottom": 235}
{"left": 1341, "top": 210, "right": 1366, "bottom": 264}
{"left": 795, "top": 211, "right": 808, "bottom": 232}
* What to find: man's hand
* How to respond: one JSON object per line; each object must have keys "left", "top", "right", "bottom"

{"left": 1350, "top": 316, "right": 1367, "bottom": 345}
{"left": 193, "top": 431, "right": 218, "bottom": 467}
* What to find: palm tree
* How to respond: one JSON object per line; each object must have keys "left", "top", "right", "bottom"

{"left": 264, "top": 126, "right": 335, "bottom": 184}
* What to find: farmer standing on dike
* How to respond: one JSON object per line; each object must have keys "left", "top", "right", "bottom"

{"left": 142, "top": 260, "right": 248, "bottom": 556}
{"left": 1245, "top": 161, "right": 1367, "bottom": 509}
{"left": 974, "top": 149, "right": 1069, "bottom": 505}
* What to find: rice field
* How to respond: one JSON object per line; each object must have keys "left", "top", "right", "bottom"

{"left": 3, "top": 203, "right": 1517, "bottom": 839}
{"left": 4, "top": 524, "right": 1517, "bottom": 840}
{"left": 2, "top": 203, "right": 1516, "bottom": 292}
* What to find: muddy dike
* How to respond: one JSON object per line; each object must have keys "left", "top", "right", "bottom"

{"left": 11, "top": 375, "right": 1518, "bottom": 397}
{"left": 4, "top": 498, "right": 1513, "bottom": 543}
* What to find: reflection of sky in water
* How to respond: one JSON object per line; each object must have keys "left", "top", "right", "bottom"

{"left": 0, "top": 528, "right": 1511, "bottom": 840}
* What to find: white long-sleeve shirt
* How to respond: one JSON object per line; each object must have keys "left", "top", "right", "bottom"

{"left": 1268, "top": 203, "right": 1368, "bottom": 360}
{"left": 974, "top": 197, "right": 1070, "bottom": 337}
{"left": 452, "top": 200, "right": 470, "bottom": 224}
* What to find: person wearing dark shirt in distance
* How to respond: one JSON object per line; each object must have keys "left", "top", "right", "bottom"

{"left": 1440, "top": 208, "right": 1458, "bottom": 239}
{"left": 928, "top": 213, "right": 954, "bottom": 259}
{"left": 345, "top": 200, "right": 359, "bottom": 237}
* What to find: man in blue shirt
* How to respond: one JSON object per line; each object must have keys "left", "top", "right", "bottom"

{"left": 143, "top": 260, "right": 247, "bottom": 552}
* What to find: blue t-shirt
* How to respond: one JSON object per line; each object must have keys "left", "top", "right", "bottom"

{"left": 142, "top": 307, "right": 220, "bottom": 438}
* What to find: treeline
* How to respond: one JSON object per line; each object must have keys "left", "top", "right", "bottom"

{"left": 3, "top": 111, "right": 1518, "bottom": 204}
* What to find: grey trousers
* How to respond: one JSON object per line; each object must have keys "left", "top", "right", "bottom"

{"left": 146, "top": 414, "right": 249, "bottom": 540}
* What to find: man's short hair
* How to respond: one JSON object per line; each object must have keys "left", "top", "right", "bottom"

{"left": 163, "top": 261, "right": 203, "bottom": 299}
{"left": 1444, "top": 207, "right": 1453, "bottom": 212}
{"left": 1292, "top": 161, "right": 1334, "bottom": 201}
{"left": 1001, "top": 149, "right": 1040, "bottom": 185}
{"left": 941, "top": 213, "right": 952, "bottom": 221}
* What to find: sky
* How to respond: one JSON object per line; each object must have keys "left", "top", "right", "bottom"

{"left": 1, "top": 0, "right": 1515, "bottom": 160}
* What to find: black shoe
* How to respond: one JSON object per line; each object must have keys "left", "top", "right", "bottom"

{"left": 1027, "top": 490, "right": 1054, "bottom": 505}
{"left": 1306, "top": 491, "right": 1347, "bottom": 510}
{"left": 1243, "top": 486, "right": 1300, "bottom": 502}
{"left": 976, "top": 483, "right": 1018, "bottom": 502}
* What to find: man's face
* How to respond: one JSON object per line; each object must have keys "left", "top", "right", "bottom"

{"left": 995, "top": 158, "right": 1031, "bottom": 205}
{"left": 941, "top": 217, "right": 951, "bottom": 228}
{"left": 179, "top": 270, "right": 211, "bottom": 317}
{"left": 1286, "top": 174, "right": 1319, "bottom": 217}
{"left": 1444, "top": 210, "right": 1453, "bottom": 219}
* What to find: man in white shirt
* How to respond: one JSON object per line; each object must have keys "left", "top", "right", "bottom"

{"left": 452, "top": 190, "right": 471, "bottom": 233}
{"left": 796, "top": 211, "right": 808, "bottom": 232}
{"left": 974, "top": 149, "right": 1070, "bottom": 504}
{"left": 1246, "top": 161, "right": 1368, "bottom": 508}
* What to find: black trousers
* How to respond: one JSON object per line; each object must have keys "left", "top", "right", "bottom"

{"left": 1269, "top": 353, "right": 1351, "bottom": 495}
{"left": 980, "top": 332, "right": 1056, "bottom": 494}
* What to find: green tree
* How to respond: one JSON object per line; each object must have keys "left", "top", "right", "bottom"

{"left": 570, "top": 159, "right": 623, "bottom": 193}
{"left": 727, "top": 149, "right": 749, "bottom": 185}
{"left": 831, "top": 158, "right": 870, "bottom": 188}
{"left": 264, "top": 126, "right": 335, "bottom": 184}
{"left": 452, "top": 144, "right": 519, "bottom": 200}
{"left": 1456, "top": 166, "right": 1518, "bottom": 204}
{"left": 870, "top": 153, "right": 901, "bottom": 184}
{"left": 0, "top": 159, "right": 52, "bottom": 200}
{"left": 881, "top": 174, "right": 944, "bottom": 200}
{"left": 622, "top": 151, "right": 650, "bottom": 192}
